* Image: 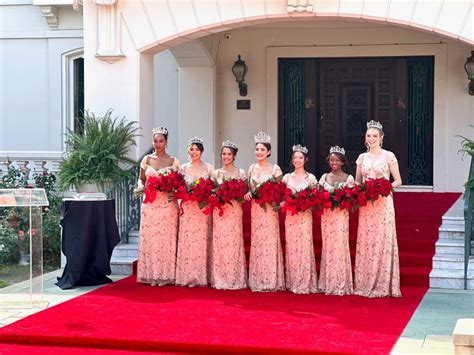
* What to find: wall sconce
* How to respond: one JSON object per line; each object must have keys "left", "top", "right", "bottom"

{"left": 465, "top": 50, "right": 474, "bottom": 95}
{"left": 232, "top": 55, "right": 248, "bottom": 96}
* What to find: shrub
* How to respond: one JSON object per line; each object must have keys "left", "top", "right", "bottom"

{"left": 0, "top": 167, "right": 61, "bottom": 268}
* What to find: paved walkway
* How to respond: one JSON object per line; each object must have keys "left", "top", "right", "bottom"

{"left": 0, "top": 270, "right": 473, "bottom": 354}
{"left": 392, "top": 288, "right": 474, "bottom": 354}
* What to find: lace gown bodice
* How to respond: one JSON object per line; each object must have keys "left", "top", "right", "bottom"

{"left": 319, "top": 173, "right": 355, "bottom": 193}
{"left": 282, "top": 172, "right": 318, "bottom": 193}
{"left": 247, "top": 163, "right": 283, "bottom": 191}
{"left": 142, "top": 155, "right": 180, "bottom": 179}
{"left": 356, "top": 150, "right": 397, "bottom": 181}
{"left": 213, "top": 167, "right": 247, "bottom": 184}
{"left": 179, "top": 162, "right": 214, "bottom": 185}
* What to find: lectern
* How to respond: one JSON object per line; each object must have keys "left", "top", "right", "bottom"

{"left": 0, "top": 188, "right": 49, "bottom": 307}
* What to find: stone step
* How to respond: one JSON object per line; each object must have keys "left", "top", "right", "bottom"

{"left": 435, "top": 238, "right": 465, "bottom": 255}
{"left": 127, "top": 230, "right": 139, "bottom": 244}
{"left": 112, "top": 243, "right": 138, "bottom": 258}
{"left": 429, "top": 268, "right": 474, "bottom": 289}
{"left": 438, "top": 224, "right": 465, "bottom": 239}
{"left": 110, "top": 256, "right": 135, "bottom": 275}
{"left": 432, "top": 254, "right": 474, "bottom": 270}
{"left": 441, "top": 215, "right": 464, "bottom": 227}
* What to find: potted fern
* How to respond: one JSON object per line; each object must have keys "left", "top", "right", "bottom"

{"left": 58, "top": 110, "right": 139, "bottom": 193}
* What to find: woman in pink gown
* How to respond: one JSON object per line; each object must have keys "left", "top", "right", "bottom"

{"left": 282, "top": 145, "right": 318, "bottom": 294}
{"left": 354, "top": 121, "right": 402, "bottom": 298}
{"left": 210, "top": 140, "right": 247, "bottom": 290}
{"left": 318, "top": 146, "right": 354, "bottom": 295}
{"left": 137, "top": 127, "right": 180, "bottom": 286}
{"left": 244, "top": 132, "right": 285, "bottom": 292}
{"left": 175, "top": 137, "right": 214, "bottom": 287}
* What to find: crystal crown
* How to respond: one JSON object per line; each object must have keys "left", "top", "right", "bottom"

{"left": 366, "top": 120, "right": 383, "bottom": 130}
{"left": 292, "top": 144, "right": 308, "bottom": 154}
{"left": 152, "top": 126, "right": 168, "bottom": 136}
{"left": 222, "top": 140, "right": 238, "bottom": 150}
{"left": 254, "top": 131, "right": 271, "bottom": 144}
{"left": 329, "top": 145, "right": 346, "bottom": 155}
{"left": 188, "top": 136, "right": 204, "bottom": 145}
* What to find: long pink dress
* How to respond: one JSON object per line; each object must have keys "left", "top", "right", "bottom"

{"left": 318, "top": 173, "right": 354, "bottom": 295}
{"left": 354, "top": 150, "right": 401, "bottom": 298}
{"left": 175, "top": 162, "right": 214, "bottom": 287}
{"left": 210, "top": 168, "right": 247, "bottom": 290}
{"left": 248, "top": 163, "right": 285, "bottom": 292}
{"left": 282, "top": 172, "right": 318, "bottom": 294}
{"left": 137, "top": 158, "right": 180, "bottom": 286}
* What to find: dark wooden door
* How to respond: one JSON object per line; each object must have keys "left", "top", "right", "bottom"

{"left": 317, "top": 58, "right": 403, "bottom": 177}
{"left": 278, "top": 57, "right": 433, "bottom": 185}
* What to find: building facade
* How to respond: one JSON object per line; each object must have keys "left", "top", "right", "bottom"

{"left": 1, "top": 0, "right": 473, "bottom": 192}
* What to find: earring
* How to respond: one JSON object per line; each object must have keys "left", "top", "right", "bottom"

{"left": 365, "top": 142, "right": 369, "bottom": 152}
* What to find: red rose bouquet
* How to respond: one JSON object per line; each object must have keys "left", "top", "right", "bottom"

{"left": 203, "top": 178, "right": 247, "bottom": 216}
{"left": 173, "top": 177, "right": 215, "bottom": 215}
{"left": 143, "top": 171, "right": 185, "bottom": 204}
{"left": 330, "top": 184, "right": 361, "bottom": 212}
{"left": 188, "top": 177, "right": 215, "bottom": 208}
{"left": 310, "top": 189, "right": 332, "bottom": 215}
{"left": 281, "top": 187, "right": 315, "bottom": 216}
{"left": 362, "top": 177, "right": 393, "bottom": 202}
{"left": 252, "top": 179, "right": 287, "bottom": 211}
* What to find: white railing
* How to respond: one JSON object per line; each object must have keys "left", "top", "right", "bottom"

{"left": 0, "top": 151, "right": 63, "bottom": 183}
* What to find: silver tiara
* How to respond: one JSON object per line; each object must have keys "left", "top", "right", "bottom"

{"left": 330, "top": 146, "right": 346, "bottom": 155}
{"left": 292, "top": 144, "right": 308, "bottom": 154}
{"left": 152, "top": 126, "right": 168, "bottom": 136}
{"left": 254, "top": 131, "right": 271, "bottom": 144}
{"left": 222, "top": 140, "right": 238, "bottom": 150}
{"left": 367, "top": 120, "right": 383, "bottom": 130}
{"left": 188, "top": 136, "right": 204, "bottom": 145}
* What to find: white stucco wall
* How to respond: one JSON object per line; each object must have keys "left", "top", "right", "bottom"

{"left": 153, "top": 50, "right": 179, "bottom": 159}
{"left": 178, "top": 67, "right": 215, "bottom": 164}
{"left": 0, "top": 4, "right": 83, "bottom": 152}
{"left": 210, "top": 22, "right": 473, "bottom": 192}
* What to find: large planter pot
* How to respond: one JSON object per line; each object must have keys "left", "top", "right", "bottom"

{"left": 75, "top": 181, "right": 113, "bottom": 194}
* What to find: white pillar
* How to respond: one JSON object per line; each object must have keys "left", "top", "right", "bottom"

{"left": 83, "top": 1, "right": 154, "bottom": 159}
{"left": 178, "top": 67, "right": 216, "bottom": 165}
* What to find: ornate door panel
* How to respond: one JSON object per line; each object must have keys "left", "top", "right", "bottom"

{"left": 341, "top": 84, "right": 373, "bottom": 170}
{"left": 278, "top": 57, "right": 433, "bottom": 185}
{"left": 317, "top": 59, "right": 399, "bottom": 177}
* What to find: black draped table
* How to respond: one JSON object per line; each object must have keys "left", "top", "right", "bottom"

{"left": 56, "top": 199, "right": 121, "bottom": 289}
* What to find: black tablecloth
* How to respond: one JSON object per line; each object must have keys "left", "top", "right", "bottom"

{"left": 56, "top": 199, "right": 121, "bottom": 289}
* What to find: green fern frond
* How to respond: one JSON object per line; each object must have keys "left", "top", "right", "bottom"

{"left": 58, "top": 109, "right": 140, "bottom": 191}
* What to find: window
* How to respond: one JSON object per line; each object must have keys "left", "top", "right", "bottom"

{"left": 62, "top": 48, "right": 84, "bottom": 148}
{"left": 73, "top": 57, "right": 84, "bottom": 134}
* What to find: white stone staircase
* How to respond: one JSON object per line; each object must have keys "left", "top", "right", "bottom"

{"left": 110, "top": 230, "right": 139, "bottom": 275}
{"left": 430, "top": 196, "right": 474, "bottom": 289}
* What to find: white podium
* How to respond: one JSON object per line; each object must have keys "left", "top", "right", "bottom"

{"left": 0, "top": 188, "right": 49, "bottom": 307}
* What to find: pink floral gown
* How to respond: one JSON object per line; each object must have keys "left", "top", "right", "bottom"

{"left": 210, "top": 168, "right": 248, "bottom": 290}
{"left": 175, "top": 162, "right": 214, "bottom": 287}
{"left": 248, "top": 163, "right": 285, "bottom": 292}
{"left": 318, "top": 173, "right": 354, "bottom": 295}
{"left": 354, "top": 150, "right": 401, "bottom": 298}
{"left": 282, "top": 172, "right": 318, "bottom": 294}
{"left": 137, "top": 158, "right": 180, "bottom": 286}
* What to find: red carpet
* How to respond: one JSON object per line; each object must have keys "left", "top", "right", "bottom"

{"left": 0, "top": 192, "right": 460, "bottom": 354}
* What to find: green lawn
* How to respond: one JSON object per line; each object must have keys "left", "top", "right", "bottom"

{"left": 0, "top": 264, "right": 58, "bottom": 288}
